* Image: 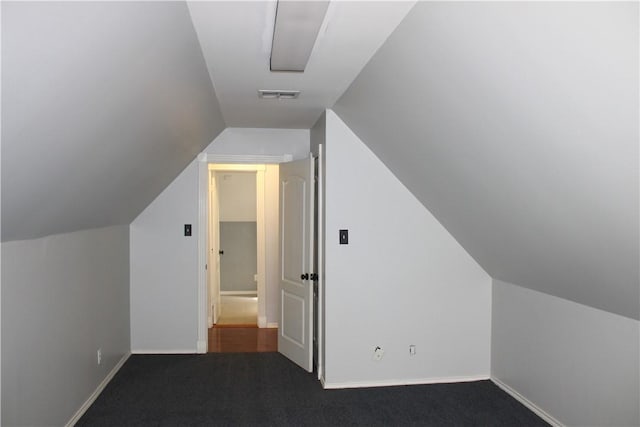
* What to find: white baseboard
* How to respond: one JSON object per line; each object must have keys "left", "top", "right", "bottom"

{"left": 322, "top": 374, "right": 489, "bottom": 389}
{"left": 220, "top": 290, "right": 257, "bottom": 296}
{"left": 66, "top": 352, "right": 131, "bottom": 427}
{"left": 258, "top": 316, "right": 267, "bottom": 328}
{"left": 131, "top": 349, "right": 197, "bottom": 354}
{"left": 267, "top": 322, "right": 278, "bottom": 328}
{"left": 491, "top": 377, "right": 564, "bottom": 427}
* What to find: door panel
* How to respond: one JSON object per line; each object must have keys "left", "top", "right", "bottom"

{"left": 278, "top": 157, "right": 314, "bottom": 372}
{"left": 281, "top": 292, "right": 305, "bottom": 347}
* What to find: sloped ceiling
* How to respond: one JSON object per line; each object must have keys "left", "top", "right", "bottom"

{"left": 1, "top": 1, "right": 225, "bottom": 242}
{"left": 334, "top": 2, "right": 639, "bottom": 319}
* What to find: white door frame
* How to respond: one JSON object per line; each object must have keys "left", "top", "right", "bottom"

{"left": 196, "top": 153, "right": 291, "bottom": 353}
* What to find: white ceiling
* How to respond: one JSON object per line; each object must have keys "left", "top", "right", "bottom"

{"left": 187, "top": 1, "right": 415, "bottom": 129}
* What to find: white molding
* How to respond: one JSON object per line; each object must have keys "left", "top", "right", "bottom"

{"left": 131, "top": 349, "right": 197, "bottom": 354}
{"left": 197, "top": 156, "right": 208, "bottom": 355}
{"left": 491, "top": 377, "right": 565, "bottom": 427}
{"left": 316, "top": 143, "right": 325, "bottom": 381}
{"left": 209, "top": 163, "right": 266, "bottom": 172}
{"left": 220, "top": 290, "right": 257, "bottom": 296}
{"left": 322, "top": 374, "right": 490, "bottom": 390}
{"left": 203, "top": 153, "right": 293, "bottom": 164}
{"left": 258, "top": 315, "right": 267, "bottom": 328}
{"left": 197, "top": 340, "right": 207, "bottom": 354}
{"left": 267, "top": 322, "right": 279, "bottom": 328}
{"left": 66, "top": 352, "right": 131, "bottom": 427}
{"left": 255, "top": 169, "right": 267, "bottom": 330}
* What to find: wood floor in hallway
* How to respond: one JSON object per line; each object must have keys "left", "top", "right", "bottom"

{"left": 208, "top": 326, "right": 278, "bottom": 353}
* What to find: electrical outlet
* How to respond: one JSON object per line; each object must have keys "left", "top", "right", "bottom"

{"left": 409, "top": 345, "right": 416, "bottom": 356}
{"left": 97, "top": 348, "right": 102, "bottom": 365}
{"left": 373, "top": 346, "right": 384, "bottom": 361}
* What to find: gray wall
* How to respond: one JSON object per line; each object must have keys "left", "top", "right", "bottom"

{"left": 219, "top": 222, "right": 257, "bottom": 292}
{"left": 492, "top": 280, "right": 640, "bottom": 427}
{"left": 1, "top": 225, "right": 130, "bottom": 426}
{"left": 334, "top": 1, "right": 639, "bottom": 320}
{"left": 2, "top": 2, "right": 225, "bottom": 242}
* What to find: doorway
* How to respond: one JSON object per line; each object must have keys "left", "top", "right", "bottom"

{"left": 207, "top": 164, "right": 268, "bottom": 330}
{"left": 215, "top": 170, "right": 258, "bottom": 325}
{"left": 196, "top": 152, "right": 322, "bottom": 374}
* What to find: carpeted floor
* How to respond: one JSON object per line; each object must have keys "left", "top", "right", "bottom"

{"left": 78, "top": 353, "right": 548, "bottom": 426}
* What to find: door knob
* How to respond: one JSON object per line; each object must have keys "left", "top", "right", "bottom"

{"left": 219, "top": 250, "right": 224, "bottom": 255}
{"left": 300, "top": 273, "right": 309, "bottom": 280}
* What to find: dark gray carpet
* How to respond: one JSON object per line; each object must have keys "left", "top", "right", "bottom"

{"left": 78, "top": 353, "right": 548, "bottom": 426}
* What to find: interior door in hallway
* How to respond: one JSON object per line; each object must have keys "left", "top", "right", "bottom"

{"left": 278, "top": 157, "right": 315, "bottom": 372}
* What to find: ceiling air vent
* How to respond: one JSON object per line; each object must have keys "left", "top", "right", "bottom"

{"left": 258, "top": 90, "right": 300, "bottom": 100}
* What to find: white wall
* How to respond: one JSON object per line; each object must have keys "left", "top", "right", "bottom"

{"left": 204, "top": 127, "right": 310, "bottom": 159}
{"left": 492, "top": 280, "right": 640, "bottom": 427}
{"left": 130, "top": 159, "right": 200, "bottom": 352}
{"left": 130, "top": 129, "right": 308, "bottom": 349}
{"left": 323, "top": 110, "right": 491, "bottom": 387}
{"left": 2, "top": 225, "right": 130, "bottom": 426}
{"left": 217, "top": 172, "right": 257, "bottom": 222}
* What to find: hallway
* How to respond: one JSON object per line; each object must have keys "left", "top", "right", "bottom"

{"left": 217, "top": 295, "right": 258, "bottom": 325}
{"left": 208, "top": 326, "right": 277, "bottom": 353}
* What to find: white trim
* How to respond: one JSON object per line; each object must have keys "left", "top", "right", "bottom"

{"left": 204, "top": 153, "right": 293, "bottom": 164}
{"left": 197, "top": 340, "right": 207, "bottom": 353}
{"left": 255, "top": 169, "right": 267, "bottom": 330}
{"left": 197, "top": 156, "right": 208, "bottom": 354}
{"left": 131, "top": 349, "right": 197, "bottom": 354}
{"left": 220, "top": 290, "right": 258, "bottom": 296}
{"left": 322, "top": 375, "right": 490, "bottom": 390}
{"left": 267, "top": 322, "right": 279, "bottom": 328}
{"left": 491, "top": 377, "right": 564, "bottom": 427}
{"left": 66, "top": 352, "right": 131, "bottom": 427}
{"left": 209, "top": 163, "right": 266, "bottom": 172}
{"left": 316, "top": 143, "right": 324, "bottom": 381}
{"left": 258, "top": 315, "right": 267, "bottom": 328}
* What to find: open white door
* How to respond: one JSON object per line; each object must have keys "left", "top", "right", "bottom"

{"left": 209, "top": 172, "right": 221, "bottom": 324}
{"left": 279, "top": 157, "right": 315, "bottom": 372}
